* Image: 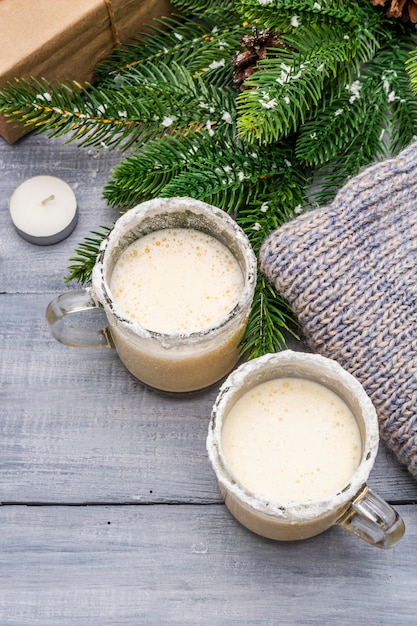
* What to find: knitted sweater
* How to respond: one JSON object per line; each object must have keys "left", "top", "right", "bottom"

{"left": 260, "top": 141, "right": 417, "bottom": 479}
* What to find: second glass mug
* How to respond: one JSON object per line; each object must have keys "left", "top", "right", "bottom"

{"left": 46, "top": 197, "right": 257, "bottom": 393}
{"left": 207, "top": 351, "right": 406, "bottom": 549}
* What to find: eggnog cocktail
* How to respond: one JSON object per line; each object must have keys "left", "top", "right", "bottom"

{"left": 90, "top": 197, "right": 257, "bottom": 392}
{"left": 208, "top": 352, "right": 405, "bottom": 546}
{"left": 221, "top": 377, "right": 362, "bottom": 503}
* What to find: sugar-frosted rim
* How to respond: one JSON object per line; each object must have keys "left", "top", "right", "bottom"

{"left": 91, "top": 197, "right": 257, "bottom": 343}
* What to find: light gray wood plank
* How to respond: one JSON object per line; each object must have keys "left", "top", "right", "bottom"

{"left": 2, "top": 291, "right": 417, "bottom": 504}
{"left": 0, "top": 503, "right": 415, "bottom": 626}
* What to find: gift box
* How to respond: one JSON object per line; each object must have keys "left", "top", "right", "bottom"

{"left": 0, "top": 0, "right": 172, "bottom": 143}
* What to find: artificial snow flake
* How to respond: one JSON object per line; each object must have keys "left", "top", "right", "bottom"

{"left": 260, "top": 97, "right": 278, "bottom": 109}
{"left": 260, "top": 203, "right": 269, "bottom": 212}
{"left": 382, "top": 70, "right": 398, "bottom": 97}
{"left": 294, "top": 205, "right": 303, "bottom": 215}
{"left": 347, "top": 80, "right": 361, "bottom": 104}
{"left": 161, "top": 116, "right": 175, "bottom": 127}
{"left": 238, "top": 171, "right": 245, "bottom": 181}
{"left": 222, "top": 111, "right": 233, "bottom": 124}
{"left": 335, "top": 109, "right": 343, "bottom": 116}
{"left": 252, "top": 222, "right": 262, "bottom": 230}
{"left": 208, "top": 59, "right": 226, "bottom": 70}
{"left": 174, "top": 33, "right": 183, "bottom": 40}
{"left": 313, "top": 2, "right": 321, "bottom": 9}
{"left": 36, "top": 92, "right": 52, "bottom": 101}
{"left": 276, "top": 62, "right": 304, "bottom": 85}
{"left": 284, "top": 159, "right": 292, "bottom": 167}
{"left": 291, "top": 15, "right": 300, "bottom": 27}
{"left": 276, "top": 63, "right": 292, "bottom": 85}
{"left": 206, "top": 120, "right": 215, "bottom": 136}
{"left": 284, "top": 96, "right": 290, "bottom": 104}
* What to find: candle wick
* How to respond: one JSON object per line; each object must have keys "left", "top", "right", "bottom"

{"left": 41, "top": 194, "right": 55, "bottom": 205}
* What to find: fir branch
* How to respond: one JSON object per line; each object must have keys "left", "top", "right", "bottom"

{"left": 390, "top": 71, "right": 417, "bottom": 152}
{"left": 234, "top": 174, "right": 307, "bottom": 356}
{"left": 170, "top": 0, "right": 236, "bottom": 16}
{"left": 103, "top": 133, "right": 303, "bottom": 214}
{"left": 237, "top": 0, "right": 366, "bottom": 30}
{"left": 234, "top": 170, "right": 307, "bottom": 253}
{"left": 65, "top": 226, "right": 112, "bottom": 284}
{"left": 241, "top": 275, "right": 299, "bottom": 359}
{"left": 295, "top": 75, "right": 387, "bottom": 167}
{"left": 406, "top": 47, "right": 417, "bottom": 93}
{"left": 95, "top": 15, "right": 243, "bottom": 88}
{"left": 0, "top": 63, "right": 237, "bottom": 150}
{"left": 103, "top": 134, "right": 199, "bottom": 208}
{"left": 0, "top": 77, "right": 146, "bottom": 149}
{"left": 157, "top": 141, "right": 293, "bottom": 209}
{"left": 297, "top": 34, "right": 417, "bottom": 201}
{"left": 309, "top": 96, "right": 388, "bottom": 206}
{"left": 380, "top": 37, "right": 417, "bottom": 152}
{"left": 236, "top": 22, "right": 364, "bottom": 144}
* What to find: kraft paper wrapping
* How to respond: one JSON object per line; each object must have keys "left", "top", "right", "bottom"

{"left": 0, "top": 0, "right": 172, "bottom": 143}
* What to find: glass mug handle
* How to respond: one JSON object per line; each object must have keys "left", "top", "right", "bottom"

{"left": 46, "top": 288, "right": 114, "bottom": 348}
{"left": 337, "top": 485, "right": 405, "bottom": 549}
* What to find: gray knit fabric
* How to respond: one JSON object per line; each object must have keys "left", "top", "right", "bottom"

{"left": 260, "top": 141, "right": 417, "bottom": 479}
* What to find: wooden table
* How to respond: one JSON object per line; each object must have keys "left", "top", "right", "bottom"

{"left": 1, "top": 131, "right": 417, "bottom": 625}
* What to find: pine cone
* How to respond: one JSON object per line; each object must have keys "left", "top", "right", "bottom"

{"left": 232, "top": 28, "right": 288, "bottom": 90}
{"left": 372, "top": 0, "right": 417, "bottom": 22}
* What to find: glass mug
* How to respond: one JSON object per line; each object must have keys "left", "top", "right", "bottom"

{"left": 207, "top": 351, "right": 405, "bottom": 548}
{"left": 46, "top": 197, "right": 257, "bottom": 393}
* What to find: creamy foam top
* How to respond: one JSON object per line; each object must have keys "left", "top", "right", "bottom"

{"left": 109, "top": 228, "right": 244, "bottom": 334}
{"left": 221, "top": 377, "right": 362, "bottom": 502}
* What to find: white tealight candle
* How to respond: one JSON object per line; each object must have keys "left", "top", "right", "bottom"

{"left": 9, "top": 175, "right": 78, "bottom": 245}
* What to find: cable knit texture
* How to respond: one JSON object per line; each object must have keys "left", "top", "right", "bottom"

{"left": 260, "top": 142, "right": 417, "bottom": 478}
